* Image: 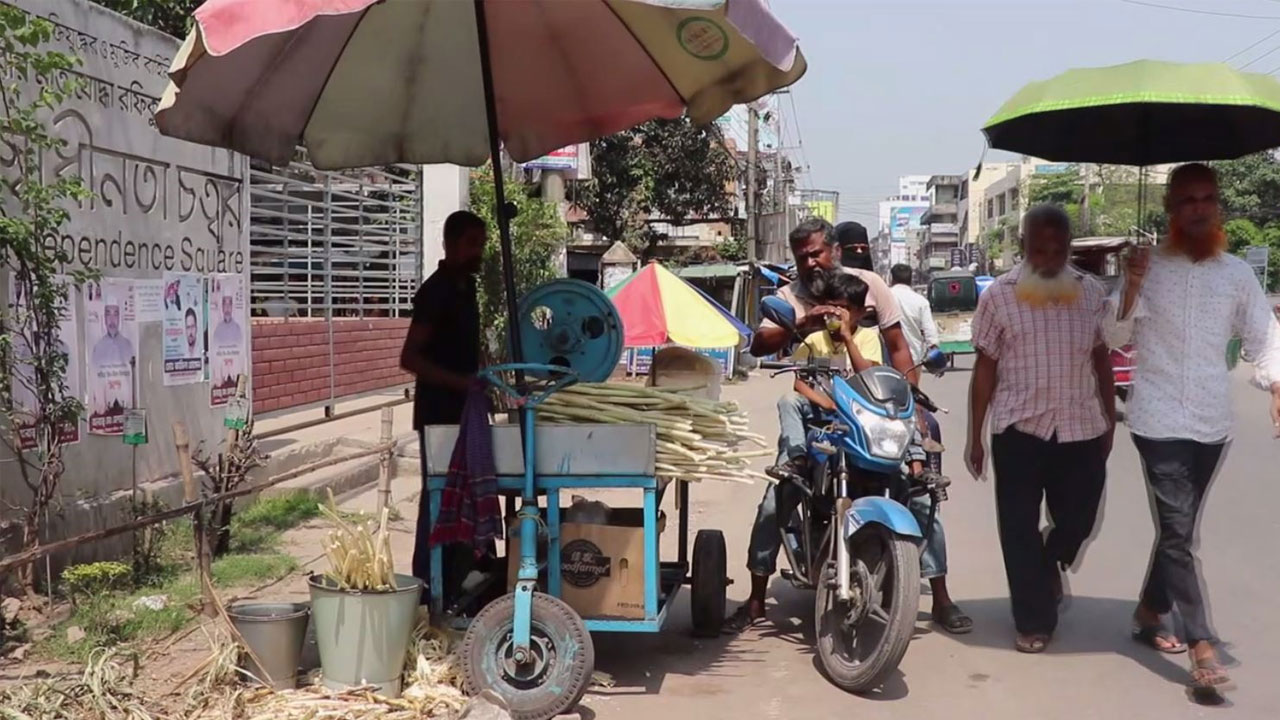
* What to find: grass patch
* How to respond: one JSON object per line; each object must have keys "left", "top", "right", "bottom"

{"left": 234, "top": 491, "right": 320, "bottom": 531}
{"left": 229, "top": 491, "right": 320, "bottom": 553}
{"left": 39, "top": 577, "right": 200, "bottom": 663}
{"left": 210, "top": 552, "right": 298, "bottom": 587}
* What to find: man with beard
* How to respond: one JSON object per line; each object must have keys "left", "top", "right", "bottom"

{"left": 724, "top": 217, "right": 944, "bottom": 633}
{"left": 967, "top": 204, "right": 1116, "bottom": 654}
{"left": 1107, "top": 163, "right": 1280, "bottom": 691}
{"left": 400, "top": 210, "right": 487, "bottom": 604}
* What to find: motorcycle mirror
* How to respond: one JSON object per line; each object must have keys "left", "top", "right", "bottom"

{"left": 923, "top": 347, "right": 949, "bottom": 374}
{"left": 760, "top": 294, "right": 798, "bottom": 334}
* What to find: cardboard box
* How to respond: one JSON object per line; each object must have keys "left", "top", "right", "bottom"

{"left": 508, "top": 508, "right": 664, "bottom": 620}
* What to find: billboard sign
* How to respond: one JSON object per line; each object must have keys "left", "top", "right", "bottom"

{"left": 889, "top": 204, "right": 927, "bottom": 244}
{"left": 523, "top": 145, "right": 578, "bottom": 171}
{"left": 1034, "top": 163, "right": 1073, "bottom": 175}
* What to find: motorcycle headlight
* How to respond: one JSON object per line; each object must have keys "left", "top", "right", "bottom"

{"left": 850, "top": 403, "right": 912, "bottom": 459}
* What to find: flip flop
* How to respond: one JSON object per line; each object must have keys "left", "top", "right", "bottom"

{"left": 1190, "top": 655, "right": 1236, "bottom": 692}
{"left": 1131, "top": 625, "right": 1188, "bottom": 654}
{"left": 932, "top": 604, "right": 974, "bottom": 635}
{"left": 721, "top": 605, "right": 764, "bottom": 635}
{"left": 1015, "top": 633, "right": 1050, "bottom": 654}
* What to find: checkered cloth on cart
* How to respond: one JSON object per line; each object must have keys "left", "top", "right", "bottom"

{"left": 428, "top": 382, "right": 503, "bottom": 548}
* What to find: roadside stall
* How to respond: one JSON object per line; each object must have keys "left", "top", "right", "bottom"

{"left": 154, "top": 1, "right": 806, "bottom": 717}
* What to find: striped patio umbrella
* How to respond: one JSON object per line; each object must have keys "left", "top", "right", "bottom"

{"left": 607, "top": 263, "right": 749, "bottom": 348}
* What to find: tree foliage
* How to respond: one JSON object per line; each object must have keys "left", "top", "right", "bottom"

{"left": 469, "top": 169, "right": 566, "bottom": 362}
{"left": 0, "top": 7, "right": 95, "bottom": 591}
{"left": 1213, "top": 153, "right": 1280, "bottom": 290}
{"left": 577, "top": 117, "right": 736, "bottom": 259}
{"left": 97, "top": 0, "right": 198, "bottom": 38}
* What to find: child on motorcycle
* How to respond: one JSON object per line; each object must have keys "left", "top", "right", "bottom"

{"left": 793, "top": 272, "right": 973, "bottom": 635}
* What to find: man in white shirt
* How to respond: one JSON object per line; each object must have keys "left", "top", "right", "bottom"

{"left": 889, "top": 264, "right": 941, "bottom": 369}
{"left": 1108, "top": 163, "right": 1280, "bottom": 692}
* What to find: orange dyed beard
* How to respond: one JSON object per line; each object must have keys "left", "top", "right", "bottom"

{"left": 1167, "top": 224, "right": 1225, "bottom": 262}
{"left": 1014, "top": 267, "right": 1081, "bottom": 307}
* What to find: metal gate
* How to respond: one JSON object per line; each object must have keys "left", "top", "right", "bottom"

{"left": 247, "top": 154, "right": 423, "bottom": 415}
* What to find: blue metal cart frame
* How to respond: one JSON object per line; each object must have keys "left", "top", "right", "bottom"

{"left": 424, "top": 364, "right": 698, "bottom": 636}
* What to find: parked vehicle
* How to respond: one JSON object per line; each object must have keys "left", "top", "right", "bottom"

{"left": 927, "top": 270, "right": 978, "bottom": 363}
{"left": 1071, "top": 237, "right": 1137, "bottom": 399}
{"left": 760, "top": 295, "right": 950, "bottom": 693}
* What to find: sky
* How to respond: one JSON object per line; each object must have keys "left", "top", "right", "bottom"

{"left": 774, "top": 0, "right": 1280, "bottom": 225}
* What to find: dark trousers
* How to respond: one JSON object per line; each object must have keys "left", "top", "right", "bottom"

{"left": 992, "top": 429, "right": 1107, "bottom": 635}
{"left": 1133, "top": 435, "right": 1225, "bottom": 645}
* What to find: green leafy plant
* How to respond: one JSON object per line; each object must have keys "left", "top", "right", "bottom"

{"left": 470, "top": 167, "right": 567, "bottom": 362}
{"left": 0, "top": 7, "right": 95, "bottom": 593}
{"left": 62, "top": 562, "right": 132, "bottom": 606}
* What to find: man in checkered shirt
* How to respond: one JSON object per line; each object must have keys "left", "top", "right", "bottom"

{"left": 965, "top": 204, "right": 1117, "bottom": 655}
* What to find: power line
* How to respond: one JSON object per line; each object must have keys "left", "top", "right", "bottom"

{"left": 1120, "top": 0, "right": 1280, "bottom": 19}
{"left": 1225, "top": 27, "right": 1280, "bottom": 63}
{"left": 1241, "top": 42, "right": 1280, "bottom": 69}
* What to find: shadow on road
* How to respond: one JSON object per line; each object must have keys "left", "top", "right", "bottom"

{"left": 934, "top": 595, "right": 1210, "bottom": 687}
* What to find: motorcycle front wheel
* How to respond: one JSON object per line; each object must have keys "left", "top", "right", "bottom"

{"left": 814, "top": 523, "right": 920, "bottom": 693}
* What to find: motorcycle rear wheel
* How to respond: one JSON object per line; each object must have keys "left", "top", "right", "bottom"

{"left": 814, "top": 524, "right": 920, "bottom": 693}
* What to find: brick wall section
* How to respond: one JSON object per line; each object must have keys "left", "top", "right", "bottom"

{"left": 251, "top": 318, "right": 413, "bottom": 414}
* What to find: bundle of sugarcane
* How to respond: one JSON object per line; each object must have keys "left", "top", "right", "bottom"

{"left": 536, "top": 383, "right": 772, "bottom": 484}
{"left": 317, "top": 490, "right": 395, "bottom": 591}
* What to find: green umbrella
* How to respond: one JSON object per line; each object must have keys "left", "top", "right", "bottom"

{"left": 983, "top": 60, "right": 1280, "bottom": 165}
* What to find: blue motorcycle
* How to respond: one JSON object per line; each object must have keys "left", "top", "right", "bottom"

{"left": 760, "top": 295, "right": 950, "bottom": 692}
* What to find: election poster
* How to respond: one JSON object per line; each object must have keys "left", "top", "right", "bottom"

{"left": 85, "top": 278, "right": 136, "bottom": 435}
{"left": 8, "top": 275, "right": 82, "bottom": 449}
{"left": 208, "top": 273, "right": 247, "bottom": 407}
{"left": 162, "top": 272, "right": 205, "bottom": 386}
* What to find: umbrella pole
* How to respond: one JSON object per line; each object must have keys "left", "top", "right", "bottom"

{"left": 474, "top": 0, "right": 526, "bottom": 374}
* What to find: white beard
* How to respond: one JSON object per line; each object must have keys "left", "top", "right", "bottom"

{"left": 1014, "top": 267, "right": 1081, "bottom": 307}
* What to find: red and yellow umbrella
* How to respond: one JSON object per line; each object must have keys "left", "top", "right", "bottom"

{"left": 606, "top": 263, "right": 749, "bottom": 349}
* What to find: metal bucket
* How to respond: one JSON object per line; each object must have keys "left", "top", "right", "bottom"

{"left": 227, "top": 602, "right": 310, "bottom": 690}
{"left": 307, "top": 573, "right": 422, "bottom": 698}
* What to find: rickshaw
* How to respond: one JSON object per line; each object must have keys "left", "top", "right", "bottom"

{"left": 1070, "top": 237, "right": 1242, "bottom": 402}
{"left": 927, "top": 270, "right": 979, "bottom": 364}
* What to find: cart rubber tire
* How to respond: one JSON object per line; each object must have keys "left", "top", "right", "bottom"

{"left": 815, "top": 525, "right": 921, "bottom": 694}
{"left": 690, "top": 529, "right": 728, "bottom": 637}
{"left": 461, "top": 591, "right": 594, "bottom": 720}
{"left": 1116, "top": 386, "right": 1129, "bottom": 403}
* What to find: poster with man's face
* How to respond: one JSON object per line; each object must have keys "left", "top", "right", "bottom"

{"left": 162, "top": 272, "right": 205, "bottom": 386}
{"left": 7, "top": 275, "right": 81, "bottom": 449}
{"left": 209, "top": 273, "right": 247, "bottom": 407}
{"left": 85, "top": 278, "right": 135, "bottom": 435}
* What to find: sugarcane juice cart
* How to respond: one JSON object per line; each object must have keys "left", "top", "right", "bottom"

{"left": 422, "top": 279, "right": 729, "bottom": 718}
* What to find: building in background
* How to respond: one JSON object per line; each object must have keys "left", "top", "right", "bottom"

{"left": 921, "top": 174, "right": 962, "bottom": 271}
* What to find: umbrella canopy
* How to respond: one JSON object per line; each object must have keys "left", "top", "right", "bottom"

{"left": 155, "top": 0, "right": 807, "bottom": 170}
{"left": 607, "top": 263, "right": 748, "bottom": 348}
{"left": 982, "top": 60, "right": 1280, "bottom": 165}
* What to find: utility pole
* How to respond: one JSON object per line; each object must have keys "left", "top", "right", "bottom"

{"left": 1080, "top": 163, "right": 1092, "bottom": 235}
{"left": 773, "top": 101, "right": 784, "bottom": 214}
{"left": 746, "top": 104, "right": 759, "bottom": 261}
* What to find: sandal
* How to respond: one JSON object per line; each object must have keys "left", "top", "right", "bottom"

{"left": 721, "top": 605, "right": 764, "bottom": 635}
{"left": 1190, "top": 655, "right": 1236, "bottom": 692}
{"left": 932, "top": 604, "right": 974, "bottom": 635}
{"left": 1131, "top": 625, "right": 1188, "bottom": 654}
{"left": 1015, "top": 633, "right": 1050, "bottom": 654}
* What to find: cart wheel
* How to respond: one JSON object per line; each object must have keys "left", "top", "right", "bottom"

{"left": 690, "top": 529, "right": 727, "bottom": 637}
{"left": 461, "top": 591, "right": 594, "bottom": 720}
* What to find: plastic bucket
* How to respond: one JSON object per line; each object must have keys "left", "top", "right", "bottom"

{"left": 227, "top": 602, "right": 310, "bottom": 690}
{"left": 307, "top": 573, "right": 422, "bottom": 698}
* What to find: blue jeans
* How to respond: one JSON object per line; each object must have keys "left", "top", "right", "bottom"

{"left": 776, "top": 392, "right": 811, "bottom": 465}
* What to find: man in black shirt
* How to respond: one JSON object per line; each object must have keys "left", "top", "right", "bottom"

{"left": 400, "top": 209, "right": 487, "bottom": 601}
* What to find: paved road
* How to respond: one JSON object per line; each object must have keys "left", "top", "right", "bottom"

{"left": 585, "top": 359, "right": 1280, "bottom": 720}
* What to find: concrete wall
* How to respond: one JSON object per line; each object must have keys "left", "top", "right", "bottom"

{"left": 1, "top": 0, "right": 248, "bottom": 499}
{"left": 251, "top": 318, "right": 412, "bottom": 415}
{"left": 420, "top": 164, "right": 470, "bottom": 277}
{"left": 0, "top": 0, "right": 253, "bottom": 571}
